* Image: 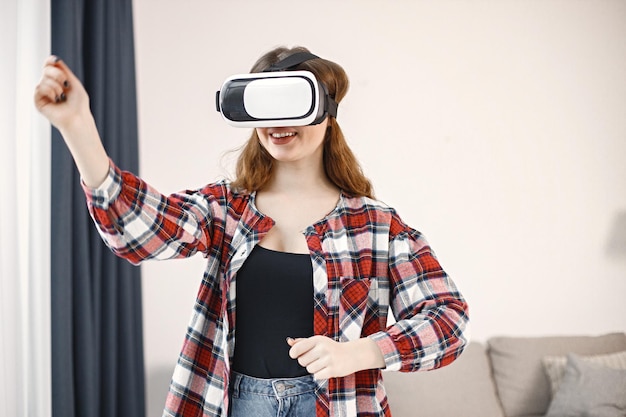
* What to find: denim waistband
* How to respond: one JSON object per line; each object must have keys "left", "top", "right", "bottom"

{"left": 230, "top": 372, "right": 318, "bottom": 399}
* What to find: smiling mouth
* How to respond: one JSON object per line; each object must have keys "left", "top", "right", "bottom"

{"left": 271, "top": 132, "right": 297, "bottom": 139}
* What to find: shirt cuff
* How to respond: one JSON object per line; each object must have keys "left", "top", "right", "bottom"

{"left": 81, "top": 159, "right": 122, "bottom": 210}
{"left": 368, "top": 331, "right": 402, "bottom": 372}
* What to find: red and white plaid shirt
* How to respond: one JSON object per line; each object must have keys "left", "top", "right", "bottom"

{"left": 83, "top": 161, "right": 469, "bottom": 417}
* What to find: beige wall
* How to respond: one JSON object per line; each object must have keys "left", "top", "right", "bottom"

{"left": 132, "top": 1, "right": 626, "bottom": 415}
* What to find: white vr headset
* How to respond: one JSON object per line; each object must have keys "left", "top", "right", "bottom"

{"left": 215, "top": 52, "right": 338, "bottom": 128}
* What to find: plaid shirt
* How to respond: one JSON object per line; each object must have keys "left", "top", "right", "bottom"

{"left": 83, "top": 161, "right": 469, "bottom": 417}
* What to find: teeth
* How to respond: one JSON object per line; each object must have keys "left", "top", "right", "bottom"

{"left": 271, "top": 132, "right": 296, "bottom": 138}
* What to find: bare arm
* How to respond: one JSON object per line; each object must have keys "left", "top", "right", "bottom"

{"left": 34, "top": 56, "right": 109, "bottom": 187}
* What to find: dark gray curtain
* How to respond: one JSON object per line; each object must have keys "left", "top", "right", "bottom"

{"left": 51, "top": 1, "right": 145, "bottom": 416}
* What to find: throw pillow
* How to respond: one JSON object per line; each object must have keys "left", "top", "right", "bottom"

{"left": 488, "top": 333, "right": 626, "bottom": 417}
{"left": 542, "top": 349, "right": 626, "bottom": 396}
{"left": 545, "top": 353, "right": 626, "bottom": 417}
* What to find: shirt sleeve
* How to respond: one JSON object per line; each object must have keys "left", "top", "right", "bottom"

{"left": 81, "top": 159, "right": 214, "bottom": 265}
{"left": 369, "top": 212, "right": 470, "bottom": 372}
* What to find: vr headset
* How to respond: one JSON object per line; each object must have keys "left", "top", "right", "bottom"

{"left": 215, "top": 52, "right": 338, "bottom": 128}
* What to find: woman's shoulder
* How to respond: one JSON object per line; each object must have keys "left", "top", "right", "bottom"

{"left": 191, "top": 179, "right": 253, "bottom": 206}
{"left": 170, "top": 179, "right": 253, "bottom": 226}
{"left": 338, "top": 194, "right": 398, "bottom": 227}
{"left": 340, "top": 194, "right": 420, "bottom": 237}
{"left": 190, "top": 178, "right": 241, "bottom": 195}
{"left": 340, "top": 193, "right": 396, "bottom": 215}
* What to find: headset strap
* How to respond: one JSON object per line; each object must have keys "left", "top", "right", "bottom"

{"left": 264, "top": 51, "right": 339, "bottom": 120}
{"left": 326, "top": 94, "right": 338, "bottom": 118}
{"left": 264, "top": 52, "right": 320, "bottom": 72}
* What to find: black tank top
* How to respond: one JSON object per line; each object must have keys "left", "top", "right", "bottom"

{"left": 231, "top": 245, "right": 314, "bottom": 378}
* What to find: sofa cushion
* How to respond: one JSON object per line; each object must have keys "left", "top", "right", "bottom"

{"left": 383, "top": 342, "right": 504, "bottom": 417}
{"left": 542, "top": 349, "right": 626, "bottom": 395}
{"left": 545, "top": 354, "right": 626, "bottom": 417}
{"left": 488, "top": 333, "right": 626, "bottom": 417}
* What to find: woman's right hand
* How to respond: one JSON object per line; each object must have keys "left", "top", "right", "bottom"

{"left": 34, "top": 55, "right": 110, "bottom": 188}
{"left": 34, "top": 55, "right": 91, "bottom": 134}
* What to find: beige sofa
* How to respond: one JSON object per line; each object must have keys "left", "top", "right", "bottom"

{"left": 383, "top": 332, "right": 626, "bottom": 417}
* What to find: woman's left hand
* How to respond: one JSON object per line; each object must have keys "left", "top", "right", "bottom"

{"left": 287, "top": 335, "right": 385, "bottom": 380}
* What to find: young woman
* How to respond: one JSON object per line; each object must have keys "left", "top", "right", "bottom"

{"left": 35, "top": 46, "right": 469, "bottom": 417}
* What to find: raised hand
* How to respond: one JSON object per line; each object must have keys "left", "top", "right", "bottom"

{"left": 33, "top": 55, "right": 109, "bottom": 187}
{"left": 34, "top": 56, "right": 91, "bottom": 133}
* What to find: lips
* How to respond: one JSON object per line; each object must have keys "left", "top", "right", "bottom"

{"left": 268, "top": 129, "right": 297, "bottom": 144}
{"left": 270, "top": 131, "right": 297, "bottom": 139}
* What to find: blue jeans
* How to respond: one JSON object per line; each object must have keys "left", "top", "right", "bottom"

{"left": 228, "top": 372, "right": 317, "bottom": 417}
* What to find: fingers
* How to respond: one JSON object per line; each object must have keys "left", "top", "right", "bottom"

{"left": 42, "top": 56, "right": 72, "bottom": 88}
{"left": 287, "top": 336, "right": 334, "bottom": 379}
{"left": 287, "top": 337, "right": 313, "bottom": 359}
{"left": 286, "top": 337, "right": 305, "bottom": 348}
{"left": 43, "top": 55, "right": 60, "bottom": 66}
{"left": 34, "top": 56, "right": 72, "bottom": 109}
{"left": 47, "top": 55, "right": 79, "bottom": 85}
{"left": 35, "top": 77, "right": 64, "bottom": 106}
{"left": 287, "top": 337, "right": 319, "bottom": 371}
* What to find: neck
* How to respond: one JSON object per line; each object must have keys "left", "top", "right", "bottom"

{"left": 264, "top": 158, "right": 337, "bottom": 196}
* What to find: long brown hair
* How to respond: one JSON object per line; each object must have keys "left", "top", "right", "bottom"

{"left": 231, "top": 46, "right": 374, "bottom": 199}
